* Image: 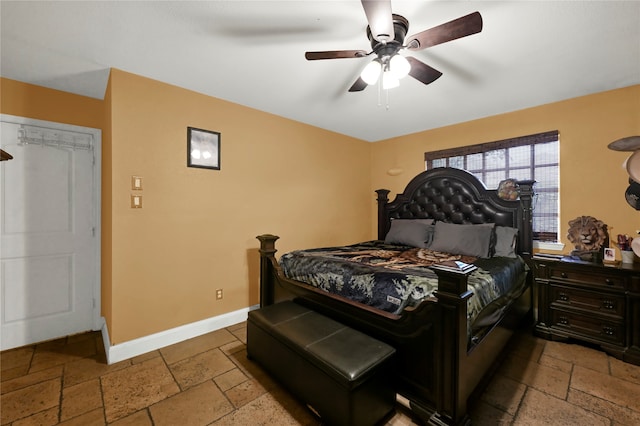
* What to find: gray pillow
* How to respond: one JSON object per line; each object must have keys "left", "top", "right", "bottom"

{"left": 384, "top": 219, "right": 434, "bottom": 248}
{"left": 429, "top": 222, "right": 495, "bottom": 258}
{"left": 494, "top": 226, "right": 519, "bottom": 258}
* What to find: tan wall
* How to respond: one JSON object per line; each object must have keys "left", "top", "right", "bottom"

{"left": 102, "top": 77, "right": 114, "bottom": 339}
{"left": 106, "top": 69, "right": 371, "bottom": 344}
{"left": 371, "top": 85, "right": 640, "bottom": 253}
{"left": 4, "top": 73, "right": 639, "bottom": 345}
{"left": 1, "top": 77, "right": 104, "bottom": 129}
{"left": 1, "top": 73, "right": 371, "bottom": 345}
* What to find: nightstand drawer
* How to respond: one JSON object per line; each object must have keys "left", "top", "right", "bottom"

{"left": 550, "top": 309, "right": 625, "bottom": 346}
{"left": 550, "top": 285, "right": 625, "bottom": 318}
{"left": 548, "top": 266, "right": 626, "bottom": 289}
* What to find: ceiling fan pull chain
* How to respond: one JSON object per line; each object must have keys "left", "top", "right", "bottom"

{"left": 375, "top": 78, "right": 391, "bottom": 110}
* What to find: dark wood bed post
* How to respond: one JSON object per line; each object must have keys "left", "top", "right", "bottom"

{"left": 516, "top": 179, "right": 536, "bottom": 258}
{"left": 376, "top": 189, "right": 391, "bottom": 240}
{"left": 257, "top": 234, "right": 279, "bottom": 307}
{"left": 430, "top": 268, "right": 474, "bottom": 426}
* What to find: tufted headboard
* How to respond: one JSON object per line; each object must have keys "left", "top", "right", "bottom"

{"left": 376, "top": 167, "right": 535, "bottom": 256}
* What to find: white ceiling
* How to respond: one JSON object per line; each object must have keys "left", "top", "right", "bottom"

{"left": 1, "top": 1, "right": 639, "bottom": 142}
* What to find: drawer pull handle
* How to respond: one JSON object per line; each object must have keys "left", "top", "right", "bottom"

{"left": 602, "top": 326, "right": 615, "bottom": 336}
{"left": 603, "top": 300, "right": 615, "bottom": 310}
{"left": 559, "top": 316, "right": 569, "bottom": 325}
{"left": 561, "top": 272, "right": 568, "bottom": 278}
{"left": 605, "top": 279, "right": 614, "bottom": 286}
{"left": 559, "top": 293, "right": 569, "bottom": 302}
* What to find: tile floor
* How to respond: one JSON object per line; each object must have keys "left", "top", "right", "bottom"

{"left": 2, "top": 322, "right": 640, "bottom": 425}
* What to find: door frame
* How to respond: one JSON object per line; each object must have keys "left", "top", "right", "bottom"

{"left": 0, "top": 114, "right": 102, "bottom": 333}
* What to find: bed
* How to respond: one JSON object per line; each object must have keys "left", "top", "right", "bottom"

{"left": 257, "top": 167, "right": 535, "bottom": 425}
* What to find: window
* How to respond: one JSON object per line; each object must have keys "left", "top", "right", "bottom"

{"left": 424, "top": 131, "right": 559, "bottom": 242}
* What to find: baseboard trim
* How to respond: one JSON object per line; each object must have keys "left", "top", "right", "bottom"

{"left": 101, "top": 305, "right": 259, "bottom": 364}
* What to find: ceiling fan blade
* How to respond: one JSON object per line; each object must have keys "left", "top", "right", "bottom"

{"left": 348, "top": 77, "right": 368, "bottom": 92}
{"left": 305, "top": 50, "right": 368, "bottom": 60}
{"left": 406, "top": 11, "right": 483, "bottom": 51}
{"left": 406, "top": 57, "right": 443, "bottom": 85}
{"left": 361, "top": 0, "right": 394, "bottom": 42}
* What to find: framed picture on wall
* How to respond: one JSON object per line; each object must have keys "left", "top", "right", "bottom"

{"left": 187, "top": 127, "right": 220, "bottom": 170}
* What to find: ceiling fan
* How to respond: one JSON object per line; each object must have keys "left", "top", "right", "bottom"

{"left": 305, "top": 0, "right": 483, "bottom": 92}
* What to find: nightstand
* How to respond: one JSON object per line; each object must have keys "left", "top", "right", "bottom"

{"left": 533, "top": 256, "right": 640, "bottom": 365}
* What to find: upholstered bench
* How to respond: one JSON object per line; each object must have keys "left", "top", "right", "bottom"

{"left": 247, "top": 301, "right": 396, "bottom": 426}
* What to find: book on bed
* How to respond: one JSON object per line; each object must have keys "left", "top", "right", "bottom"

{"left": 430, "top": 260, "right": 477, "bottom": 273}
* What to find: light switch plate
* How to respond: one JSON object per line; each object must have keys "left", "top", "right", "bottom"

{"left": 132, "top": 176, "right": 143, "bottom": 190}
{"left": 131, "top": 195, "right": 142, "bottom": 208}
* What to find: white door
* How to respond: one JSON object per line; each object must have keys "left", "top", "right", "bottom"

{"left": 0, "top": 116, "right": 100, "bottom": 350}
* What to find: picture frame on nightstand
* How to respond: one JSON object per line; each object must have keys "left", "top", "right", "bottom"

{"left": 604, "top": 247, "right": 616, "bottom": 263}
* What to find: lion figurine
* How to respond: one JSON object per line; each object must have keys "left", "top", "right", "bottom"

{"left": 567, "top": 216, "right": 609, "bottom": 260}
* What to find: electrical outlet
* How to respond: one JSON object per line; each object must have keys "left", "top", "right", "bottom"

{"left": 216, "top": 289, "right": 223, "bottom": 300}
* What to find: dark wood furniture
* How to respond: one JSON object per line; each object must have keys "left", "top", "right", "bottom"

{"left": 247, "top": 301, "right": 397, "bottom": 426}
{"left": 533, "top": 256, "right": 640, "bottom": 366}
{"left": 257, "top": 167, "right": 536, "bottom": 425}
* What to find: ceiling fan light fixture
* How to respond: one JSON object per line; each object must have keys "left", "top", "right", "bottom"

{"left": 389, "top": 54, "right": 410, "bottom": 79}
{"left": 305, "top": 4, "right": 484, "bottom": 94}
{"left": 382, "top": 70, "right": 399, "bottom": 89}
{"left": 361, "top": 60, "right": 381, "bottom": 85}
